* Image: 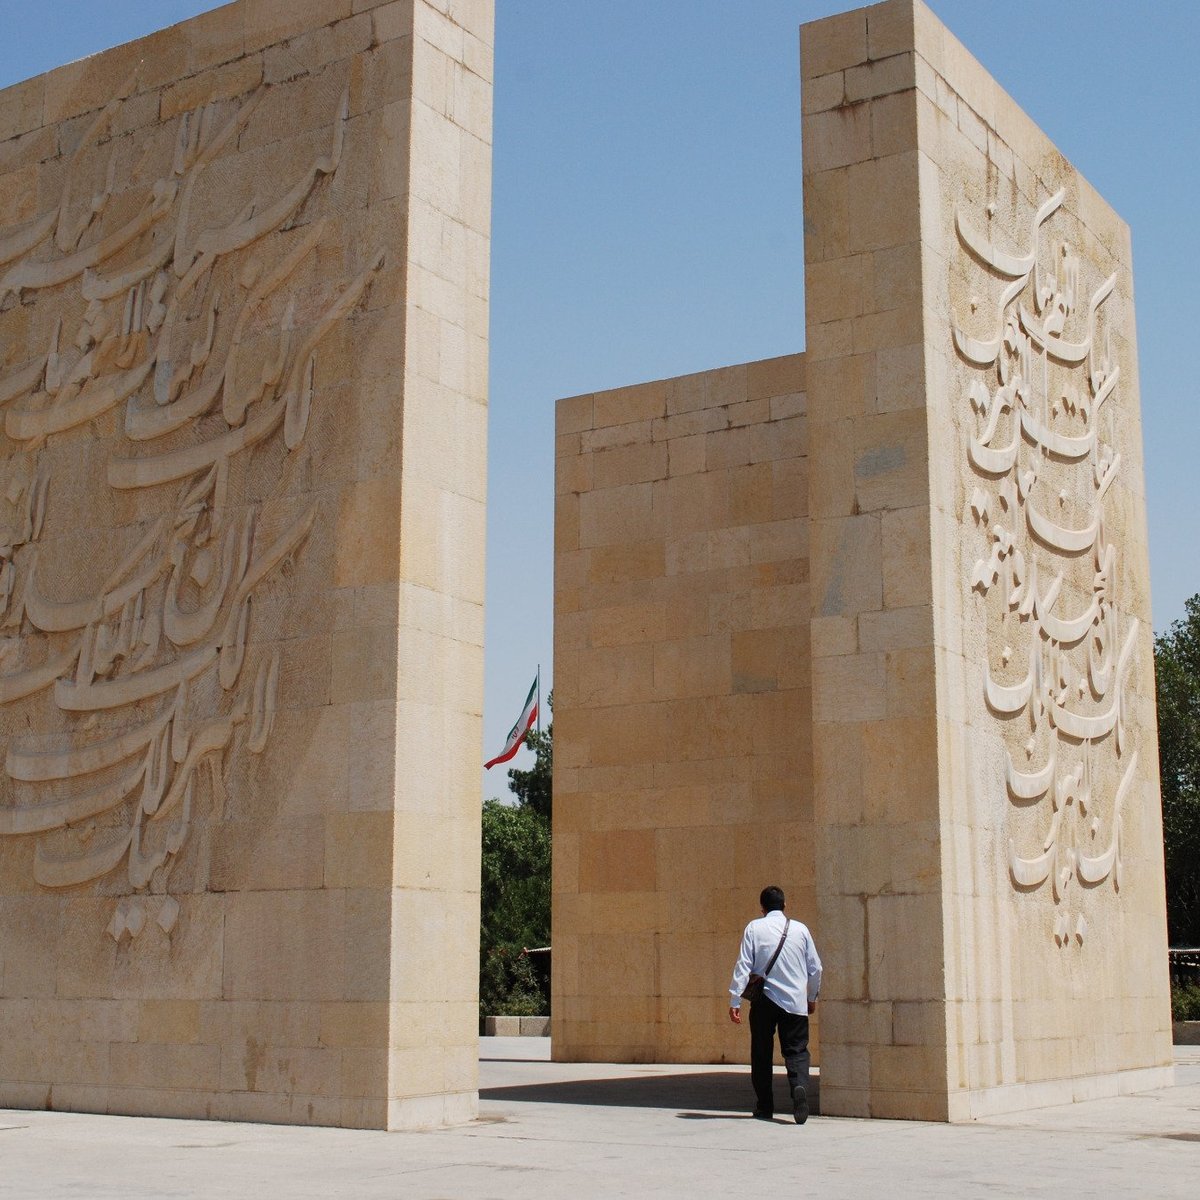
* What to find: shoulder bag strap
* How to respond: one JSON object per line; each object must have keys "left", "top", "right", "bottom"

{"left": 762, "top": 918, "right": 791, "bottom": 979}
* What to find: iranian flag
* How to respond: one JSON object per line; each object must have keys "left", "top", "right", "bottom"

{"left": 484, "top": 675, "right": 539, "bottom": 769}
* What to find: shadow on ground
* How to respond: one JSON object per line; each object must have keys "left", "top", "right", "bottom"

{"left": 480, "top": 1072, "right": 820, "bottom": 1118}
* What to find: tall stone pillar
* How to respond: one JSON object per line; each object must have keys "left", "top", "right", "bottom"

{"left": 0, "top": 0, "right": 491, "bottom": 1130}
{"left": 803, "top": 0, "right": 1172, "bottom": 1119}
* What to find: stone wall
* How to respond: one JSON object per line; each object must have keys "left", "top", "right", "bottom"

{"left": 0, "top": 0, "right": 492, "bottom": 1130}
{"left": 552, "top": 0, "right": 1173, "bottom": 1122}
{"left": 802, "top": 0, "right": 1172, "bottom": 1119}
{"left": 553, "top": 355, "right": 811, "bottom": 1063}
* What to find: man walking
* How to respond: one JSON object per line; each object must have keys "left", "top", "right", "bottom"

{"left": 728, "top": 885, "right": 822, "bottom": 1124}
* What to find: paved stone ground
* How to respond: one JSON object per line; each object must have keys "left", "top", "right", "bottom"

{"left": 1, "top": 1043, "right": 1196, "bottom": 1199}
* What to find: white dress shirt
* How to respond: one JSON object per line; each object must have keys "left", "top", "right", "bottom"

{"left": 729, "top": 909, "right": 822, "bottom": 1015}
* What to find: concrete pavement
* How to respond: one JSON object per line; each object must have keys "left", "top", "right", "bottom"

{"left": 1, "top": 1042, "right": 1196, "bottom": 1199}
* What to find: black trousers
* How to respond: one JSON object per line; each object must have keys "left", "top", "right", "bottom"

{"left": 749, "top": 994, "right": 810, "bottom": 1114}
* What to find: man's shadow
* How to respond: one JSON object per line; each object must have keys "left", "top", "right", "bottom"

{"left": 480, "top": 1072, "right": 819, "bottom": 1121}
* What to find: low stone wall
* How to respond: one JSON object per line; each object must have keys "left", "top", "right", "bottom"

{"left": 1173, "top": 1022, "right": 1200, "bottom": 1046}
{"left": 484, "top": 1016, "right": 550, "bottom": 1037}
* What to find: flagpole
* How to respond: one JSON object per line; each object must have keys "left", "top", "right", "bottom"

{"left": 536, "top": 664, "right": 541, "bottom": 733}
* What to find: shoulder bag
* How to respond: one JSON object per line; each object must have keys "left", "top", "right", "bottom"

{"left": 740, "top": 918, "right": 790, "bottom": 1004}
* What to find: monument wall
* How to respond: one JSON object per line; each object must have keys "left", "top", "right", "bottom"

{"left": 553, "top": 355, "right": 812, "bottom": 1063}
{"left": 552, "top": 0, "right": 1173, "bottom": 1121}
{"left": 0, "top": 0, "right": 492, "bottom": 1130}
{"left": 802, "top": 0, "right": 1172, "bottom": 1118}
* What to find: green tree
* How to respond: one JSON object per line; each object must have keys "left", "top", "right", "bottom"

{"left": 478, "top": 706, "right": 552, "bottom": 1020}
{"left": 505, "top": 721, "right": 552, "bottom": 821}
{"left": 1154, "top": 594, "right": 1200, "bottom": 946}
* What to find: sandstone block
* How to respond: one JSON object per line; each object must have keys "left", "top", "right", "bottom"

{"left": 0, "top": 0, "right": 491, "bottom": 1131}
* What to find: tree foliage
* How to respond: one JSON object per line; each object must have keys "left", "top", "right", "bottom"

{"left": 1155, "top": 595, "right": 1200, "bottom": 946}
{"left": 480, "top": 797, "right": 550, "bottom": 954}
{"left": 505, "top": 723, "right": 552, "bottom": 822}
{"left": 479, "top": 705, "right": 552, "bottom": 1020}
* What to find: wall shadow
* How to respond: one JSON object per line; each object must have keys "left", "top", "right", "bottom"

{"left": 480, "top": 1072, "right": 820, "bottom": 1116}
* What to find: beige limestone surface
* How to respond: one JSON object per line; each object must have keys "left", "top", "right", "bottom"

{"left": 553, "top": 354, "right": 813, "bottom": 1065}
{"left": 802, "top": 0, "right": 1172, "bottom": 1120}
{"left": 551, "top": 0, "right": 1171, "bottom": 1124}
{"left": 0, "top": 0, "right": 492, "bottom": 1130}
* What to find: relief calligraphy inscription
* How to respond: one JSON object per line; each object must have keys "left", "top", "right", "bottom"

{"left": 0, "top": 77, "right": 383, "bottom": 938}
{"left": 953, "top": 190, "right": 1133, "bottom": 947}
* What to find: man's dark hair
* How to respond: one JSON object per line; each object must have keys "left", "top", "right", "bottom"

{"left": 760, "top": 886, "right": 785, "bottom": 912}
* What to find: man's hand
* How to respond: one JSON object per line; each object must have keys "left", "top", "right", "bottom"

{"left": 729, "top": 1006, "right": 742, "bottom": 1025}
{"left": 808, "top": 1000, "right": 817, "bottom": 1015}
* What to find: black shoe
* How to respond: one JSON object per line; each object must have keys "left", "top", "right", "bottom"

{"left": 753, "top": 1108, "right": 774, "bottom": 1121}
{"left": 793, "top": 1087, "right": 809, "bottom": 1125}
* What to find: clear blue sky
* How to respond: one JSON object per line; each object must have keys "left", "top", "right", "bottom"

{"left": 2, "top": 2, "right": 1196, "bottom": 797}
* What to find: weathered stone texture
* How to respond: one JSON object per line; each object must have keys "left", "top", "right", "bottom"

{"left": 553, "top": 0, "right": 1171, "bottom": 1123}
{"left": 552, "top": 354, "right": 813, "bottom": 1064}
{"left": 0, "top": 0, "right": 492, "bottom": 1130}
{"left": 803, "top": 0, "right": 1171, "bottom": 1120}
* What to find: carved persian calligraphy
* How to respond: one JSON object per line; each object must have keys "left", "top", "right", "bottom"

{"left": 953, "top": 190, "right": 1133, "bottom": 947}
{"left": 0, "top": 80, "right": 383, "bottom": 938}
